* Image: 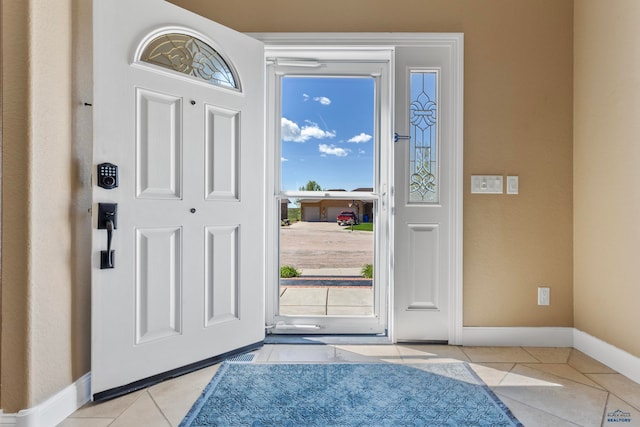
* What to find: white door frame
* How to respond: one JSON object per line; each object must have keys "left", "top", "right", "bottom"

{"left": 263, "top": 50, "right": 392, "bottom": 335}
{"left": 251, "top": 33, "right": 463, "bottom": 344}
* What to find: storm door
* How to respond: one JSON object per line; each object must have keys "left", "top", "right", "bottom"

{"left": 265, "top": 56, "right": 392, "bottom": 335}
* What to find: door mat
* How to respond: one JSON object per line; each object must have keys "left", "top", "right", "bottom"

{"left": 180, "top": 362, "right": 522, "bottom": 426}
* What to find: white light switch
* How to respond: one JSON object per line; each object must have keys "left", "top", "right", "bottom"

{"left": 471, "top": 175, "right": 503, "bottom": 194}
{"left": 507, "top": 176, "right": 519, "bottom": 194}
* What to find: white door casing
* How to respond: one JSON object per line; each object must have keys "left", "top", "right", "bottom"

{"left": 254, "top": 34, "right": 462, "bottom": 341}
{"left": 92, "top": 0, "right": 265, "bottom": 398}
{"left": 393, "top": 41, "right": 464, "bottom": 343}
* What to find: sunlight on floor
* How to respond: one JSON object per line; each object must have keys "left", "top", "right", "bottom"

{"left": 59, "top": 345, "right": 640, "bottom": 427}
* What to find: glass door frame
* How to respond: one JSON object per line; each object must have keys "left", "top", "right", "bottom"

{"left": 262, "top": 49, "right": 393, "bottom": 335}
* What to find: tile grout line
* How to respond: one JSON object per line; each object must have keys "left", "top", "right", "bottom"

{"left": 521, "top": 346, "right": 543, "bottom": 363}
{"left": 521, "top": 363, "right": 611, "bottom": 393}
{"left": 147, "top": 389, "right": 174, "bottom": 427}
{"left": 600, "top": 392, "right": 612, "bottom": 427}
{"left": 494, "top": 389, "right": 584, "bottom": 427}
{"left": 598, "top": 387, "right": 640, "bottom": 415}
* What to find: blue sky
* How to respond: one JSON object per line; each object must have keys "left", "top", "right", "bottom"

{"left": 280, "top": 77, "right": 375, "bottom": 192}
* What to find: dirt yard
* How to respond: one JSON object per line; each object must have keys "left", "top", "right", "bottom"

{"left": 279, "top": 221, "right": 374, "bottom": 269}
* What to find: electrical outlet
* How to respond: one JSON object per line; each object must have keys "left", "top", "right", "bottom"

{"left": 538, "top": 287, "right": 550, "bottom": 306}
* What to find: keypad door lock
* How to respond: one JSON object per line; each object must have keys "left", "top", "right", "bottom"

{"left": 97, "top": 162, "right": 119, "bottom": 189}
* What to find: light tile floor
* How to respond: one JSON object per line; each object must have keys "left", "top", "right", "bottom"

{"left": 59, "top": 345, "right": 640, "bottom": 427}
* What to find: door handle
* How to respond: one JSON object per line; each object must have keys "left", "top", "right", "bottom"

{"left": 394, "top": 132, "right": 411, "bottom": 143}
{"left": 98, "top": 203, "right": 117, "bottom": 269}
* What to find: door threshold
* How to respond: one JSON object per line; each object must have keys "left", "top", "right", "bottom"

{"left": 264, "top": 334, "right": 392, "bottom": 345}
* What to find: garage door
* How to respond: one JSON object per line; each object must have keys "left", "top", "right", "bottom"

{"left": 327, "top": 207, "right": 345, "bottom": 223}
{"left": 304, "top": 206, "right": 320, "bottom": 222}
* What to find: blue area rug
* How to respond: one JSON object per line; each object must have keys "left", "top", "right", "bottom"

{"left": 180, "top": 362, "right": 522, "bottom": 426}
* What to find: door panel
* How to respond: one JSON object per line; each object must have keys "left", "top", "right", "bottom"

{"left": 205, "top": 105, "right": 239, "bottom": 200}
{"left": 407, "top": 224, "right": 440, "bottom": 310}
{"left": 136, "top": 88, "right": 183, "bottom": 199}
{"left": 135, "top": 227, "right": 182, "bottom": 344}
{"left": 92, "top": 0, "right": 264, "bottom": 398}
{"left": 393, "top": 43, "right": 462, "bottom": 342}
{"left": 135, "top": 88, "right": 183, "bottom": 199}
{"left": 204, "top": 225, "right": 239, "bottom": 326}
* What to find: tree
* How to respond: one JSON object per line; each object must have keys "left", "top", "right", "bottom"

{"left": 299, "top": 180, "right": 322, "bottom": 191}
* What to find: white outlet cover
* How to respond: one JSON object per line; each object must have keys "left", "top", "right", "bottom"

{"left": 471, "top": 175, "right": 503, "bottom": 194}
{"left": 538, "top": 287, "right": 550, "bottom": 306}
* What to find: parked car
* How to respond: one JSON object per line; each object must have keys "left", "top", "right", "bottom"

{"left": 337, "top": 211, "right": 359, "bottom": 226}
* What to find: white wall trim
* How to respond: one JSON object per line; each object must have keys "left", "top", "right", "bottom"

{"left": 0, "top": 373, "right": 91, "bottom": 427}
{"left": 0, "top": 413, "right": 18, "bottom": 426}
{"left": 462, "top": 326, "right": 575, "bottom": 347}
{"left": 461, "top": 327, "right": 640, "bottom": 385}
{"left": 573, "top": 329, "right": 640, "bottom": 385}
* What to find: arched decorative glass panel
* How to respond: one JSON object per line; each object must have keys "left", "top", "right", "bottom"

{"left": 140, "top": 33, "right": 238, "bottom": 89}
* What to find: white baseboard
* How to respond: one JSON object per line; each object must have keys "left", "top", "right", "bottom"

{"left": 462, "top": 327, "right": 575, "bottom": 347}
{"left": 461, "top": 327, "right": 640, "bottom": 386}
{"left": 573, "top": 329, "right": 640, "bottom": 385}
{"left": 0, "top": 373, "right": 91, "bottom": 427}
{"left": 0, "top": 412, "right": 17, "bottom": 425}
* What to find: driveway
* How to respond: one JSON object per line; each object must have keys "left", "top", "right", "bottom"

{"left": 279, "top": 221, "right": 374, "bottom": 270}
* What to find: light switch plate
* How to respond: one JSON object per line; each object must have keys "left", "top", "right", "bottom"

{"left": 507, "top": 176, "right": 519, "bottom": 194}
{"left": 471, "top": 175, "right": 503, "bottom": 194}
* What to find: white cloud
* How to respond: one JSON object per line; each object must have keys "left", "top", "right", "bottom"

{"left": 313, "top": 96, "right": 331, "bottom": 105}
{"left": 281, "top": 117, "right": 335, "bottom": 142}
{"left": 302, "top": 93, "right": 310, "bottom": 101}
{"left": 348, "top": 132, "right": 372, "bottom": 143}
{"left": 319, "top": 143, "right": 350, "bottom": 157}
{"left": 303, "top": 124, "right": 336, "bottom": 140}
{"left": 281, "top": 117, "right": 304, "bottom": 142}
{"left": 281, "top": 157, "right": 288, "bottom": 162}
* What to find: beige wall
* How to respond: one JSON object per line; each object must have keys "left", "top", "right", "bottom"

{"left": 172, "top": 0, "right": 575, "bottom": 327}
{"left": 1, "top": 0, "right": 30, "bottom": 410}
{"left": 0, "top": 0, "right": 580, "bottom": 413}
{"left": 574, "top": 1, "right": 640, "bottom": 357}
{"left": 1, "top": 0, "right": 92, "bottom": 412}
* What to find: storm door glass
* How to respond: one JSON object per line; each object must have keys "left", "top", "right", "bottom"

{"left": 278, "top": 76, "right": 376, "bottom": 320}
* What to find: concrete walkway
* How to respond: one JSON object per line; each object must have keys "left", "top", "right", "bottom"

{"left": 280, "top": 258, "right": 374, "bottom": 317}
{"left": 279, "top": 286, "right": 373, "bottom": 316}
{"left": 299, "top": 267, "right": 361, "bottom": 276}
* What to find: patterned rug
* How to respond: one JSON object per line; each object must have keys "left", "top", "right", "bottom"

{"left": 180, "top": 362, "right": 522, "bottom": 426}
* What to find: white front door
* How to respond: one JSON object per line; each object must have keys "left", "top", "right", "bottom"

{"left": 91, "top": 0, "right": 265, "bottom": 398}
{"left": 393, "top": 43, "right": 463, "bottom": 342}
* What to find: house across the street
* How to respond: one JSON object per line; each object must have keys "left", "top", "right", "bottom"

{"left": 299, "top": 188, "right": 374, "bottom": 223}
